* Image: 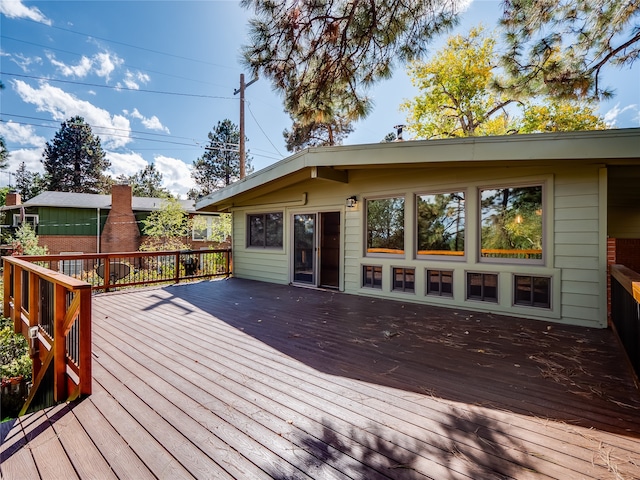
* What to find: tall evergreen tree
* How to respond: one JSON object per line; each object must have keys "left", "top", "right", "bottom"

{"left": 126, "top": 163, "right": 171, "bottom": 198}
{"left": 283, "top": 116, "right": 354, "bottom": 152}
{"left": 14, "top": 162, "right": 46, "bottom": 202}
{"left": 191, "top": 119, "right": 252, "bottom": 196}
{"left": 42, "top": 116, "right": 111, "bottom": 193}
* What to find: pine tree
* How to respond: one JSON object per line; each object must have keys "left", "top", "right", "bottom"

{"left": 42, "top": 116, "right": 111, "bottom": 193}
{"left": 191, "top": 120, "right": 252, "bottom": 196}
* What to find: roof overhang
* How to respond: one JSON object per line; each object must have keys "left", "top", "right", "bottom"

{"left": 196, "top": 128, "right": 640, "bottom": 212}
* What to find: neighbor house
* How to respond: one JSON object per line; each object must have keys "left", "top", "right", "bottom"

{"left": 196, "top": 128, "right": 640, "bottom": 328}
{"left": 1, "top": 184, "right": 226, "bottom": 255}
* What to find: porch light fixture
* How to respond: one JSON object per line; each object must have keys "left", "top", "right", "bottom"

{"left": 346, "top": 196, "right": 358, "bottom": 208}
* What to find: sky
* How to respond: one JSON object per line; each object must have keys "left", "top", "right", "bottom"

{"left": 1, "top": 0, "right": 639, "bottom": 199}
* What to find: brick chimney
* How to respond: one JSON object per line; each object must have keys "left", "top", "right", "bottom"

{"left": 100, "top": 184, "right": 140, "bottom": 253}
{"left": 6, "top": 191, "right": 21, "bottom": 206}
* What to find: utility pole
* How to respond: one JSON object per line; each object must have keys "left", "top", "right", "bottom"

{"left": 234, "top": 74, "right": 258, "bottom": 180}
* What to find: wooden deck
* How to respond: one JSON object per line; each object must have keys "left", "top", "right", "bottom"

{"left": 2, "top": 278, "right": 640, "bottom": 479}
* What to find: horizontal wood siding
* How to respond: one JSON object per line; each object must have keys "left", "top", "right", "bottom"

{"left": 554, "top": 167, "right": 605, "bottom": 327}
{"left": 226, "top": 161, "right": 614, "bottom": 327}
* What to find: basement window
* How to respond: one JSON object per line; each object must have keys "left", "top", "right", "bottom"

{"left": 393, "top": 267, "right": 415, "bottom": 293}
{"left": 466, "top": 272, "right": 498, "bottom": 303}
{"left": 426, "top": 270, "right": 453, "bottom": 297}
{"left": 514, "top": 275, "right": 551, "bottom": 308}
{"left": 362, "top": 265, "right": 382, "bottom": 289}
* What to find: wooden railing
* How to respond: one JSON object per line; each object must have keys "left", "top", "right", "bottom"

{"left": 610, "top": 264, "right": 640, "bottom": 383}
{"left": 16, "top": 248, "right": 232, "bottom": 292}
{"left": 3, "top": 256, "right": 92, "bottom": 415}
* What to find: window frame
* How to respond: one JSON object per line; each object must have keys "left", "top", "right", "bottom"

{"left": 415, "top": 190, "right": 466, "bottom": 260}
{"left": 478, "top": 183, "right": 545, "bottom": 265}
{"left": 246, "top": 212, "right": 284, "bottom": 249}
{"left": 365, "top": 195, "right": 406, "bottom": 258}
{"left": 513, "top": 274, "right": 552, "bottom": 309}
{"left": 392, "top": 266, "right": 415, "bottom": 293}
{"left": 426, "top": 269, "right": 454, "bottom": 298}
{"left": 362, "top": 265, "right": 383, "bottom": 289}
{"left": 13, "top": 213, "right": 39, "bottom": 228}
{"left": 466, "top": 272, "right": 499, "bottom": 303}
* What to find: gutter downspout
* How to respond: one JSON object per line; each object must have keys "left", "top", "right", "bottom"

{"left": 96, "top": 207, "right": 100, "bottom": 253}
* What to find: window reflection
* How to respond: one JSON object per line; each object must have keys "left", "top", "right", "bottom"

{"left": 366, "top": 197, "right": 405, "bottom": 254}
{"left": 417, "top": 192, "right": 465, "bottom": 256}
{"left": 480, "top": 186, "right": 542, "bottom": 260}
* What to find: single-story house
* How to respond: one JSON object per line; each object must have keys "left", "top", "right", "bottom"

{"left": 196, "top": 128, "right": 640, "bottom": 328}
{"left": 1, "top": 184, "right": 226, "bottom": 255}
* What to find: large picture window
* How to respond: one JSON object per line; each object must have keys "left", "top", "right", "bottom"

{"left": 417, "top": 192, "right": 465, "bottom": 256}
{"left": 247, "top": 212, "right": 283, "bottom": 248}
{"left": 366, "top": 197, "right": 405, "bottom": 255}
{"left": 480, "top": 185, "right": 543, "bottom": 261}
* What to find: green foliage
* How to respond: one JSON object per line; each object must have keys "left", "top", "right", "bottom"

{"left": 191, "top": 119, "right": 252, "bottom": 196}
{"left": 42, "top": 116, "right": 111, "bottom": 193}
{"left": 139, "top": 197, "right": 191, "bottom": 251}
{"left": 402, "top": 26, "right": 517, "bottom": 138}
{"left": 11, "top": 223, "right": 48, "bottom": 256}
{"left": 0, "top": 317, "right": 32, "bottom": 381}
{"left": 241, "top": 0, "right": 462, "bottom": 135}
{"left": 0, "top": 186, "right": 11, "bottom": 207}
{"left": 499, "top": 0, "right": 640, "bottom": 99}
{"left": 283, "top": 116, "right": 354, "bottom": 152}
{"left": 14, "top": 162, "right": 47, "bottom": 202}
{"left": 402, "top": 26, "right": 608, "bottom": 138}
{"left": 121, "top": 163, "right": 172, "bottom": 198}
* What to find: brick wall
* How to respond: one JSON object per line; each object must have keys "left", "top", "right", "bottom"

{"left": 38, "top": 236, "right": 98, "bottom": 255}
{"left": 606, "top": 237, "right": 640, "bottom": 323}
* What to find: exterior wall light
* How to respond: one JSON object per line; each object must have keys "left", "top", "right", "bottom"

{"left": 346, "top": 196, "right": 358, "bottom": 208}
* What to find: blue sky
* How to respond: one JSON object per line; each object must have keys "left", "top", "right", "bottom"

{"left": 1, "top": 0, "right": 639, "bottom": 198}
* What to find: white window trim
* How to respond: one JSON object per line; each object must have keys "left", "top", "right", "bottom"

{"left": 13, "top": 213, "right": 39, "bottom": 227}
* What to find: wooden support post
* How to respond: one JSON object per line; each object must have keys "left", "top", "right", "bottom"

{"left": 78, "top": 287, "right": 92, "bottom": 396}
{"left": 53, "top": 283, "right": 66, "bottom": 402}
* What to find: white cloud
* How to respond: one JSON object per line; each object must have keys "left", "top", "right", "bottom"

{"left": 94, "top": 52, "right": 122, "bottom": 79}
{"left": 7, "top": 53, "right": 43, "bottom": 72}
{"left": 47, "top": 53, "right": 93, "bottom": 78}
{"left": 0, "top": 0, "right": 51, "bottom": 25}
{"left": 12, "top": 79, "right": 132, "bottom": 149}
{"left": 603, "top": 103, "right": 639, "bottom": 127}
{"left": 118, "top": 70, "right": 150, "bottom": 90}
{"left": 128, "top": 108, "right": 170, "bottom": 133}
{"left": 46, "top": 51, "right": 123, "bottom": 80}
{"left": 155, "top": 155, "right": 195, "bottom": 199}
{"left": 6, "top": 148, "right": 45, "bottom": 178}
{"left": 0, "top": 121, "right": 46, "bottom": 147}
{"left": 105, "top": 151, "right": 149, "bottom": 178}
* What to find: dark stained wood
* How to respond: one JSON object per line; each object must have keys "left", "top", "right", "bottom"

{"left": 2, "top": 278, "right": 640, "bottom": 479}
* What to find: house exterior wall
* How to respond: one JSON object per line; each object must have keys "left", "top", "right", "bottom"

{"left": 38, "top": 235, "right": 98, "bottom": 255}
{"left": 230, "top": 161, "right": 613, "bottom": 328}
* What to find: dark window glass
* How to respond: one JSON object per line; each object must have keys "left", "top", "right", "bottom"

{"left": 363, "top": 265, "right": 383, "bottom": 289}
{"left": 248, "top": 213, "right": 283, "bottom": 248}
{"left": 514, "top": 275, "right": 551, "bottom": 308}
{"left": 427, "top": 270, "right": 453, "bottom": 297}
{"left": 417, "top": 193, "right": 465, "bottom": 256}
{"left": 480, "top": 186, "right": 543, "bottom": 260}
{"left": 393, "top": 267, "right": 415, "bottom": 293}
{"left": 366, "top": 197, "right": 404, "bottom": 255}
{"left": 467, "top": 272, "right": 498, "bottom": 302}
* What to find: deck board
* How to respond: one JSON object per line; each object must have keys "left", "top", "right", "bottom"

{"left": 2, "top": 278, "right": 640, "bottom": 479}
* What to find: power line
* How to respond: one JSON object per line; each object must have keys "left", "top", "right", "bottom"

{"left": 247, "top": 101, "right": 284, "bottom": 158}
{"left": 1, "top": 35, "right": 235, "bottom": 91}
{"left": 1, "top": 72, "right": 236, "bottom": 100}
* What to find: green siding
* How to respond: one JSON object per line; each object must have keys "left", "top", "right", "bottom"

{"left": 37, "top": 207, "right": 108, "bottom": 236}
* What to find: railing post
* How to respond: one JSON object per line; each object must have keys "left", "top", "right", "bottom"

{"left": 175, "top": 251, "right": 181, "bottom": 284}
{"left": 78, "top": 286, "right": 92, "bottom": 396}
{"left": 3, "top": 260, "right": 11, "bottom": 324}
{"left": 53, "top": 283, "right": 66, "bottom": 402}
